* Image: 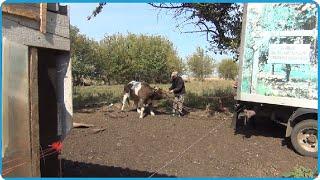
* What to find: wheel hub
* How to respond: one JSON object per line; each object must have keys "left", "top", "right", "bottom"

{"left": 307, "top": 135, "right": 317, "bottom": 144}
{"left": 297, "top": 128, "right": 318, "bottom": 153}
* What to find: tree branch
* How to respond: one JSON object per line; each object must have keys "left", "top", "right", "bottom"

{"left": 87, "top": 2, "right": 107, "bottom": 20}
{"left": 148, "top": 3, "right": 185, "bottom": 9}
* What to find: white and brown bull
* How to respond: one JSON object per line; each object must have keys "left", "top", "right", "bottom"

{"left": 121, "top": 81, "right": 165, "bottom": 118}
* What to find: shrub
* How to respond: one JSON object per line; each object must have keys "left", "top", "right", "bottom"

{"left": 282, "top": 166, "right": 317, "bottom": 178}
{"left": 184, "top": 86, "right": 235, "bottom": 111}
{"left": 73, "top": 90, "right": 120, "bottom": 109}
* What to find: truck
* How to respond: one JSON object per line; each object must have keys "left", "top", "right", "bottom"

{"left": 233, "top": 3, "right": 318, "bottom": 157}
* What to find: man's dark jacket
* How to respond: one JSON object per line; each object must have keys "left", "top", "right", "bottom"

{"left": 169, "top": 76, "right": 185, "bottom": 95}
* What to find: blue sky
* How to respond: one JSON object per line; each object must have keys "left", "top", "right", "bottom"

{"left": 67, "top": 3, "right": 232, "bottom": 62}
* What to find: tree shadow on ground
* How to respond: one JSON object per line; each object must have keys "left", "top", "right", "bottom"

{"left": 62, "top": 159, "right": 175, "bottom": 177}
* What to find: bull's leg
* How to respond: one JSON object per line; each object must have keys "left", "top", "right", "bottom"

{"left": 150, "top": 110, "right": 155, "bottom": 116}
{"left": 121, "top": 93, "right": 130, "bottom": 111}
{"left": 138, "top": 99, "right": 146, "bottom": 119}
{"left": 149, "top": 103, "right": 155, "bottom": 116}
{"left": 140, "top": 106, "right": 145, "bottom": 119}
{"left": 134, "top": 99, "right": 140, "bottom": 113}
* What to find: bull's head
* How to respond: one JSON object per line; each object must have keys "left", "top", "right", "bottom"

{"left": 152, "top": 86, "right": 166, "bottom": 100}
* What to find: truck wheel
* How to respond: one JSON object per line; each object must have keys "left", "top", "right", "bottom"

{"left": 291, "top": 119, "right": 317, "bottom": 157}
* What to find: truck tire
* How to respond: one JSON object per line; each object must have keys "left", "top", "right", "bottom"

{"left": 291, "top": 119, "right": 317, "bottom": 157}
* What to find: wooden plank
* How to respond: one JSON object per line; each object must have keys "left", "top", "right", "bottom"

{"left": 29, "top": 47, "right": 41, "bottom": 177}
{"left": 2, "top": 4, "right": 40, "bottom": 21}
{"left": 3, "top": 13, "right": 40, "bottom": 30}
{"left": 40, "top": 3, "right": 47, "bottom": 33}
{"left": 3, "top": 14, "right": 70, "bottom": 51}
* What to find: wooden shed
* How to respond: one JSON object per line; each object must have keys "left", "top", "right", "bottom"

{"left": 2, "top": 3, "right": 72, "bottom": 177}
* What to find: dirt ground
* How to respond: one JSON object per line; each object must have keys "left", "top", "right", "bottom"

{"left": 61, "top": 104, "right": 317, "bottom": 177}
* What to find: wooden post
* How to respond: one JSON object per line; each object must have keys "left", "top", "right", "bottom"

{"left": 29, "top": 47, "right": 41, "bottom": 177}
{"left": 40, "top": 3, "right": 47, "bottom": 33}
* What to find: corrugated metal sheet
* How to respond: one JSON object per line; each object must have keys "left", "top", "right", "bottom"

{"left": 2, "top": 38, "right": 32, "bottom": 176}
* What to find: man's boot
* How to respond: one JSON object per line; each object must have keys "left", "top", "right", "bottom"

{"left": 178, "top": 111, "right": 184, "bottom": 117}
{"left": 172, "top": 110, "right": 177, "bottom": 117}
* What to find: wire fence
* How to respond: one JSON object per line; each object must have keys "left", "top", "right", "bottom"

{"left": 2, "top": 141, "right": 63, "bottom": 176}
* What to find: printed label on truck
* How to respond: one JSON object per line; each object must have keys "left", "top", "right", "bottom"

{"left": 268, "top": 44, "right": 311, "bottom": 65}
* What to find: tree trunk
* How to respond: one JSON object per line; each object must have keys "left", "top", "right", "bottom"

{"left": 272, "top": 64, "right": 275, "bottom": 75}
{"left": 285, "top": 64, "right": 291, "bottom": 82}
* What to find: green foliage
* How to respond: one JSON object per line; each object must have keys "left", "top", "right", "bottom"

{"left": 157, "top": 99, "right": 173, "bottom": 111}
{"left": 70, "top": 25, "right": 101, "bottom": 85}
{"left": 73, "top": 85, "right": 123, "bottom": 109}
{"left": 71, "top": 25, "right": 184, "bottom": 85}
{"left": 99, "top": 33, "right": 184, "bottom": 84}
{"left": 158, "top": 80, "right": 235, "bottom": 111}
{"left": 185, "top": 87, "right": 235, "bottom": 110}
{"left": 89, "top": 3, "right": 243, "bottom": 58}
{"left": 218, "top": 59, "right": 238, "bottom": 80}
{"left": 187, "top": 47, "right": 215, "bottom": 80}
{"left": 73, "top": 80, "right": 235, "bottom": 111}
{"left": 73, "top": 91, "right": 120, "bottom": 109}
{"left": 282, "top": 166, "right": 317, "bottom": 178}
{"left": 149, "top": 3, "right": 242, "bottom": 57}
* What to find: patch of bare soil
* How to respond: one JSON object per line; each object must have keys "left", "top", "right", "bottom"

{"left": 61, "top": 104, "right": 317, "bottom": 177}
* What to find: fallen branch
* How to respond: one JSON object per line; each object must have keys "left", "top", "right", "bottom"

{"left": 92, "top": 127, "right": 107, "bottom": 134}
{"left": 73, "top": 122, "right": 95, "bottom": 128}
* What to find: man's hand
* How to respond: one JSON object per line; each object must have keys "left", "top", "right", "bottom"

{"left": 233, "top": 81, "right": 238, "bottom": 89}
{"left": 169, "top": 90, "right": 174, "bottom": 93}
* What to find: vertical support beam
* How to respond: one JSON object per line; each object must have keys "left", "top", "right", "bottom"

{"left": 29, "top": 47, "right": 41, "bottom": 177}
{"left": 40, "top": 3, "right": 47, "bottom": 33}
{"left": 236, "top": 4, "right": 248, "bottom": 100}
{"left": 2, "top": 38, "right": 32, "bottom": 177}
{"left": 2, "top": 38, "right": 8, "bottom": 159}
{"left": 56, "top": 53, "right": 73, "bottom": 139}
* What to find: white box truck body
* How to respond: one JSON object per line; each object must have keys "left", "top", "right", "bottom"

{"left": 234, "top": 3, "right": 318, "bottom": 157}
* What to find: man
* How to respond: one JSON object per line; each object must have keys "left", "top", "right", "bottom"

{"left": 169, "top": 71, "right": 186, "bottom": 117}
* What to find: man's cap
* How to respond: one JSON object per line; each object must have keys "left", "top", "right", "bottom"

{"left": 171, "top": 71, "right": 178, "bottom": 77}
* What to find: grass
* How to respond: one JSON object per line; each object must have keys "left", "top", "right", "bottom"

{"left": 184, "top": 87, "right": 235, "bottom": 110}
{"left": 73, "top": 79, "right": 235, "bottom": 110}
{"left": 282, "top": 166, "right": 318, "bottom": 178}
